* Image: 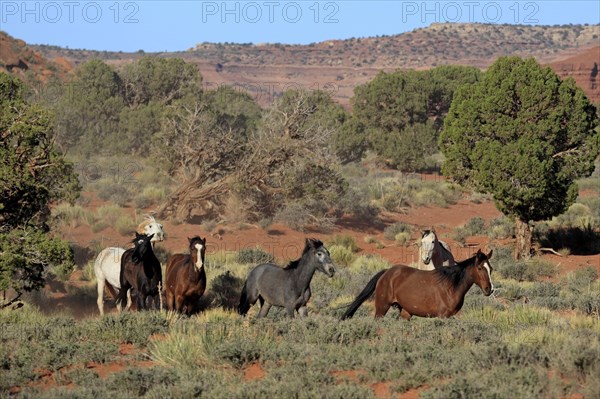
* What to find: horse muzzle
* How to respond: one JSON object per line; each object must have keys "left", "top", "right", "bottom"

{"left": 482, "top": 286, "right": 493, "bottom": 296}
{"left": 325, "top": 264, "right": 336, "bottom": 278}
{"left": 423, "top": 257, "right": 431, "bottom": 265}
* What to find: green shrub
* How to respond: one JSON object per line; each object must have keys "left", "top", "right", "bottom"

{"left": 96, "top": 204, "right": 125, "bottom": 225}
{"left": 329, "top": 245, "right": 355, "bottom": 267}
{"left": 464, "top": 217, "right": 486, "bottom": 235}
{"left": 384, "top": 222, "right": 412, "bottom": 240}
{"left": 394, "top": 232, "right": 411, "bottom": 246}
{"left": 95, "top": 179, "right": 133, "bottom": 206}
{"left": 349, "top": 254, "right": 390, "bottom": 274}
{"left": 489, "top": 216, "right": 514, "bottom": 239}
{"left": 235, "top": 247, "right": 274, "bottom": 264}
{"left": 52, "top": 203, "right": 96, "bottom": 228}
{"left": 327, "top": 234, "right": 359, "bottom": 252}
{"left": 115, "top": 215, "right": 134, "bottom": 235}
{"left": 496, "top": 258, "right": 558, "bottom": 282}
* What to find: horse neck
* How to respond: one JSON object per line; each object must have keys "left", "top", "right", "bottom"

{"left": 431, "top": 241, "right": 445, "bottom": 268}
{"left": 453, "top": 264, "right": 476, "bottom": 298}
{"left": 186, "top": 253, "right": 204, "bottom": 282}
{"left": 291, "top": 257, "right": 317, "bottom": 287}
{"left": 140, "top": 247, "right": 160, "bottom": 274}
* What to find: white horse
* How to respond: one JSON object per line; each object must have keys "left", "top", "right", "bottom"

{"left": 95, "top": 215, "right": 165, "bottom": 315}
{"left": 417, "top": 230, "right": 456, "bottom": 271}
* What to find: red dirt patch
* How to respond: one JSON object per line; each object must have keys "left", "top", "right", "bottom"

{"left": 243, "top": 362, "right": 266, "bottom": 381}
{"left": 371, "top": 381, "right": 392, "bottom": 398}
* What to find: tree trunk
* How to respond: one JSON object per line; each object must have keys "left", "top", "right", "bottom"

{"left": 515, "top": 218, "right": 533, "bottom": 260}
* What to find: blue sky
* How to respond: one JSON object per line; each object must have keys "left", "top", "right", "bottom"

{"left": 1, "top": 1, "right": 599, "bottom": 51}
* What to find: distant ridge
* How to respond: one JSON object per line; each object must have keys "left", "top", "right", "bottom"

{"left": 4, "top": 23, "right": 599, "bottom": 106}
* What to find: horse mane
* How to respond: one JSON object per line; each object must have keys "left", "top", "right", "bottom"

{"left": 188, "top": 236, "right": 204, "bottom": 247}
{"left": 136, "top": 215, "right": 157, "bottom": 234}
{"left": 283, "top": 238, "right": 323, "bottom": 270}
{"left": 434, "top": 254, "right": 478, "bottom": 288}
{"left": 131, "top": 235, "right": 146, "bottom": 263}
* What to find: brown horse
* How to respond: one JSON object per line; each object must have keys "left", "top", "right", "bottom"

{"left": 341, "top": 249, "right": 494, "bottom": 320}
{"left": 165, "top": 236, "right": 207, "bottom": 314}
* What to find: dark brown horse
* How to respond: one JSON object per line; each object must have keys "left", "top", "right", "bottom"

{"left": 116, "top": 233, "right": 162, "bottom": 311}
{"left": 341, "top": 249, "right": 494, "bottom": 320}
{"left": 165, "top": 236, "right": 207, "bottom": 314}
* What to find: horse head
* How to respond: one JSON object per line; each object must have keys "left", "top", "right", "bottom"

{"left": 420, "top": 230, "right": 436, "bottom": 265}
{"left": 132, "top": 233, "right": 154, "bottom": 263}
{"left": 138, "top": 215, "right": 165, "bottom": 243}
{"left": 472, "top": 249, "right": 494, "bottom": 296}
{"left": 305, "top": 238, "right": 335, "bottom": 278}
{"left": 188, "top": 236, "right": 206, "bottom": 271}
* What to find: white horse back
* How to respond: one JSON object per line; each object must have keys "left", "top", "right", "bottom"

{"left": 95, "top": 247, "right": 126, "bottom": 288}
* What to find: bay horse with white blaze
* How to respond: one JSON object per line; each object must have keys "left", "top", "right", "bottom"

{"left": 341, "top": 249, "right": 493, "bottom": 320}
{"left": 165, "top": 236, "right": 207, "bottom": 314}
{"left": 115, "top": 233, "right": 162, "bottom": 311}
{"left": 238, "top": 238, "right": 335, "bottom": 318}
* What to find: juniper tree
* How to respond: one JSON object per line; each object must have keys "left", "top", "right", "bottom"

{"left": 440, "top": 57, "right": 599, "bottom": 259}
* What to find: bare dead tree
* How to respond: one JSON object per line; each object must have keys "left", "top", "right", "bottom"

{"left": 155, "top": 90, "right": 345, "bottom": 223}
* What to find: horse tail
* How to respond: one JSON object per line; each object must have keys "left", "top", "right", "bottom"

{"left": 238, "top": 282, "right": 250, "bottom": 316}
{"left": 114, "top": 285, "right": 127, "bottom": 308}
{"left": 341, "top": 269, "right": 387, "bottom": 320}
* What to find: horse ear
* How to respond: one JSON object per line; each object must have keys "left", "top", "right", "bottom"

{"left": 487, "top": 250, "right": 493, "bottom": 259}
{"left": 188, "top": 237, "right": 193, "bottom": 243}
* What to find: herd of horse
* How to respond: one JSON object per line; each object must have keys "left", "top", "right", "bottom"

{"left": 94, "top": 216, "right": 495, "bottom": 320}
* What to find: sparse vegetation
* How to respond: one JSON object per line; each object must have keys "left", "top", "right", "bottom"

{"left": 384, "top": 222, "right": 412, "bottom": 241}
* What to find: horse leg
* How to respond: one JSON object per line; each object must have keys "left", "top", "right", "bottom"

{"left": 298, "top": 306, "right": 308, "bottom": 317}
{"left": 257, "top": 297, "right": 272, "bottom": 318}
{"left": 374, "top": 295, "right": 391, "bottom": 318}
{"left": 400, "top": 308, "right": 412, "bottom": 320}
{"left": 285, "top": 304, "right": 296, "bottom": 319}
{"left": 166, "top": 290, "right": 175, "bottom": 311}
{"left": 175, "top": 295, "right": 185, "bottom": 313}
{"left": 96, "top": 278, "right": 105, "bottom": 316}
{"left": 125, "top": 289, "right": 133, "bottom": 311}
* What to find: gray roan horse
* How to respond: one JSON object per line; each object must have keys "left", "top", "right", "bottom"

{"left": 238, "top": 238, "right": 335, "bottom": 318}
{"left": 418, "top": 230, "right": 456, "bottom": 271}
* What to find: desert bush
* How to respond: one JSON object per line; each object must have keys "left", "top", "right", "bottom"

{"left": 202, "top": 271, "right": 246, "bottom": 310}
{"left": 453, "top": 217, "right": 487, "bottom": 244}
{"left": 133, "top": 193, "right": 153, "bottom": 209}
{"left": 274, "top": 203, "right": 334, "bottom": 232}
{"left": 115, "top": 215, "right": 135, "bottom": 235}
{"left": 95, "top": 204, "right": 126, "bottom": 225}
{"left": 329, "top": 245, "right": 355, "bottom": 267}
{"left": 327, "top": 234, "right": 359, "bottom": 252}
{"left": 489, "top": 215, "right": 514, "bottom": 239}
{"left": 81, "top": 260, "right": 95, "bottom": 282}
{"left": 464, "top": 217, "right": 486, "bottom": 235}
{"left": 52, "top": 203, "right": 96, "bottom": 228}
{"left": 349, "top": 254, "right": 390, "bottom": 274}
{"left": 363, "top": 235, "right": 377, "bottom": 244}
{"left": 90, "top": 220, "right": 109, "bottom": 233}
{"left": 384, "top": 222, "right": 412, "bottom": 241}
{"left": 235, "top": 247, "right": 274, "bottom": 264}
{"left": 94, "top": 179, "right": 134, "bottom": 206}
{"left": 394, "top": 231, "right": 411, "bottom": 246}
{"left": 496, "top": 257, "right": 558, "bottom": 282}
